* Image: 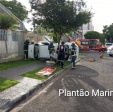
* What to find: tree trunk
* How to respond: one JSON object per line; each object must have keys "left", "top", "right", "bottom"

{"left": 58, "top": 35, "right": 61, "bottom": 46}
{"left": 4, "top": 30, "right": 8, "bottom": 57}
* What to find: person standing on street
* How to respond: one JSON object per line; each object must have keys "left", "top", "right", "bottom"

{"left": 57, "top": 42, "right": 65, "bottom": 69}
{"left": 48, "top": 41, "right": 55, "bottom": 61}
{"left": 71, "top": 43, "right": 77, "bottom": 68}
{"left": 24, "top": 38, "right": 30, "bottom": 60}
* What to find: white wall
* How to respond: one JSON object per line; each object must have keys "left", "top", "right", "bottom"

{"left": 0, "top": 30, "right": 18, "bottom": 57}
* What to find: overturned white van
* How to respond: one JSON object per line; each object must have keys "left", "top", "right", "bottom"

{"left": 28, "top": 36, "right": 79, "bottom": 60}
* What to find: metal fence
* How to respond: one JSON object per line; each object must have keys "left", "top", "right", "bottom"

{"left": 0, "top": 29, "right": 24, "bottom": 62}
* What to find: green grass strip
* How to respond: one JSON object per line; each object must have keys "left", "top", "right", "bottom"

{"left": 22, "top": 66, "right": 48, "bottom": 80}
{"left": 22, "top": 61, "right": 72, "bottom": 80}
{"left": 78, "top": 54, "right": 84, "bottom": 60}
{"left": 0, "top": 77, "right": 18, "bottom": 92}
{"left": 22, "top": 54, "right": 83, "bottom": 80}
{"left": 0, "top": 59, "right": 38, "bottom": 71}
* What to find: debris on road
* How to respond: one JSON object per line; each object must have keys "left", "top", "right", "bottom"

{"left": 89, "top": 57, "right": 96, "bottom": 62}
{"left": 100, "top": 53, "right": 104, "bottom": 59}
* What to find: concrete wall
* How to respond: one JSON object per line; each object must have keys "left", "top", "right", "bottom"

{"left": 0, "top": 30, "right": 24, "bottom": 62}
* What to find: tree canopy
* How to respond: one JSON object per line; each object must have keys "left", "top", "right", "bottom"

{"left": 0, "top": 13, "right": 18, "bottom": 29}
{"left": 0, "top": 0, "right": 28, "bottom": 21}
{"left": 103, "top": 23, "right": 113, "bottom": 43}
{"left": 30, "top": 0, "right": 91, "bottom": 43}
{"left": 84, "top": 31, "right": 101, "bottom": 39}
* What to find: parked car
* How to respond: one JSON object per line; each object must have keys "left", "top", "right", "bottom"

{"left": 107, "top": 45, "right": 113, "bottom": 56}
{"left": 105, "top": 43, "right": 113, "bottom": 49}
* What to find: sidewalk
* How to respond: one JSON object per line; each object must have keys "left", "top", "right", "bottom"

{"left": 0, "top": 61, "right": 45, "bottom": 81}
{"left": 0, "top": 59, "right": 82, "bottom": 112}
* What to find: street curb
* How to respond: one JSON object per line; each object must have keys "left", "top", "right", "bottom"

{"left": 3, "top": 57, "right": 84, "bottom": 112}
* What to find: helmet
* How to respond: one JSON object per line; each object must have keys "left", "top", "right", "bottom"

{"left": 71, "top": 43, "right": 75, "bottom": 46}
{"left": 62, "top": 41, "right": 64, "bottom": 45}
{"left": 71, "top": 43, "right": 76, "bottom": 50}
{"left": 31, "top": 40, "right": 35, "bottom": 44}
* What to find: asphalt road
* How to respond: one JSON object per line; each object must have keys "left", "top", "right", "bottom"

{"left": 10, "top": 51, "right": 113, "bottom": 112}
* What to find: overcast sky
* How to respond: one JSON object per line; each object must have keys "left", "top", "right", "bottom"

{"left": 16, "top": 0, "right": 113, "bottom": 33}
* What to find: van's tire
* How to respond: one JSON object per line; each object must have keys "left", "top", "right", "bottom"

{"left": 101, "top": 48, "right": 105, "bottom": 52}
{"left": 35, "top": 55, "right": 39, "bottom": 60}
{"left": 109, "top": 54, "right": 113, "bottom": 57}
{"left": 65, "top": 54, "right": 69, "bottom": 60}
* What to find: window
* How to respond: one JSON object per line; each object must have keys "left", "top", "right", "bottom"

{"left": 81, "top": 41, "right": 89, "bottom": 45}
{"left": 44, "top": 36, "right": 51, "bottom": 42}
{"left": 106, "top": 43, "right": 113, "bottom": 46}
{"left": 0, "top": 30, "right": 7, "bottom": 41}
{"left": 12, "top": 31, "right": 18, "bottom": 41}
{"left": 97, "top": 42, "right": 102, "bottom": 45}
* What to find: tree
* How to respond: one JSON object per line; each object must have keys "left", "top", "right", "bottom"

{"left": 0, "top": 14, "right": 17, "bottom": 29}
{"left": 0, "top": 0, "right": 28, "bottom": 21}
{"left": 84, "top": 31, "right": 101, "bottom": 39}
{"left": 34, "top": 26, "right": 47, "bottom": 34}
{"left": 84, "top": 31, "right": 105, "bottom": 44}
{"left": 103, "top": 23, "right": 113, "bottom": 43}
{"left": 100, "top": 34, "right": 105, "bottom": 44}
{"left": 30, "top": 0, "right": 91, "bottom": 44}
{"left": 0, "top": 13, "right": 18, "bottom": 56}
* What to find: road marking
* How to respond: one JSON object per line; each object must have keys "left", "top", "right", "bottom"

{"left": 78, "top": 76, "right": 84, "bottom": 78}
{"left": 43, "top": 82, "right": 54, "bottom": 92}
{"left": 73, "top": 79, "right": 79, "bottom": 85}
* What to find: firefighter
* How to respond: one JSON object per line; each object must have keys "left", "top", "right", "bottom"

{"left": 57, "top": 41, "right": 65, "bottom": 69}
{"left": 71, "top": 43, "right": 77, "bottom": 68}
{"left": 24, "top": 38, "right": 30, "bottom": 60}
{"left": 48, "top": 41, "right": 55, "bottom": 61}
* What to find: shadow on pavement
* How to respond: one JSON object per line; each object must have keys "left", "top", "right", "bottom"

{"left": 46, "top": 65, "right": 113, "bottom": 112}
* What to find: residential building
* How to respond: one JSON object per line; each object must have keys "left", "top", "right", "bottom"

{"left": 77, "top": 20, "right": 94, "bottom": 39}
{"left": 0, "top": 3, "right": 25, "bottom": 62}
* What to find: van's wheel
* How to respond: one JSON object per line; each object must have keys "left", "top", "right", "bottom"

{"left": 101, "top": 48, "right": 105, "bottom": 52}
{"left": 34, "top": 54, "right": 39, "bottom": 60}
{"left": 65, "top": 54, "right": 69, "bottom": 60}
{"left": 109, "top": 54, "right": 112, "bottom": 57}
